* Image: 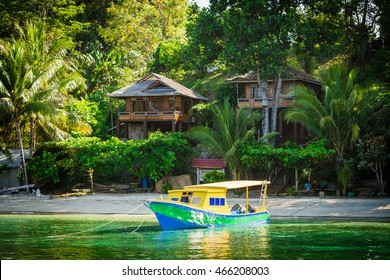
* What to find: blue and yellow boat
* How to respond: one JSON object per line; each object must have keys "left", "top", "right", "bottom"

{"left": 144, "top": 180, "right": 270, "bottom": 230}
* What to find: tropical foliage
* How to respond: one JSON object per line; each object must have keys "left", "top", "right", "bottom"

{"left": 283, "top": 62, "right": 382, "bottom": 193}
{"left": 356, "top": 135, "right": 389, "bottom": 194}
{"left": 241, "top": 139, "right": 335, "bottom": 190}
{"left": 203, "top": 170, "right": 226, "bottom": 183}
{"left": 188, "top": 99, "right": 262, "bottom": 180}
{"left": 26, "top": 151, "right": 60, "bottom": 188}
{"left": 0, "top": 21, "right": 87, "bottom": 185}
{"left": 27, "top": 132, "right": 192, "bottom": 190}
{"left": 285, "top": 62, "right": 379, "bottom": 160}
{"left": 0, "top": 0, "right": 388, "bottom": 192}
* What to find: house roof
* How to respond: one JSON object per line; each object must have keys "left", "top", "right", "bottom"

{"left": 108, "top": 73, "right": 209, "bottom": 101}
{"left": 0, "top": 149, "right": 33, "bottom": 168}
{"left": 192, "top": 158, "right": 227, "bottom": 168}
{"left": 226, "top": 65, "right": 319, "bottom": 84}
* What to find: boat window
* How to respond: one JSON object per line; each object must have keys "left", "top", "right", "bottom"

{"left": 181, "top": 192, "right": 193, "bottom": 203}
{"left": 209, "top": 198, "right": 225, "bottom": 206}
{"left": 171, "top": 198, "right": 179, "bottom": 201}
{"left": 191, "top": 198, "right": 201, "bottom": 205}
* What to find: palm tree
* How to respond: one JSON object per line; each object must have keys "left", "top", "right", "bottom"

{"left": 20, "top": 21, "right": 88, "bottom": 155}
{"left": 0, "top": 21, "right": 86, "bottom": 185}
{"left": 188, "top": 99, "right": 262, "bottom": 180}
{"left": 0, "top": 37, "right": 34, "bottom": 185}
{"left": 284, "top": 62, "right": 378, "bottom": 193}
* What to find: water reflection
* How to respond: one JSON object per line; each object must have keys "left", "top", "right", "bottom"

{"left": 1, "top": 215, "right": 389, "bottom": 260}
{"left": 157, "top": 225, "right": 271, "bottom": 259}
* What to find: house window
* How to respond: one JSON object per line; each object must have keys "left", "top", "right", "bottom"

{"left": 183, "top": 98, "right": 191, "bottom": 113}
{"left": 251, "top": 86, "right": 262, "bottom": 99}
{"left": 237, "top": 84, "right": 246, "bottom": 98}
{"left": 169, "top": 97, "right": 175, "bottom": 110}
{"left": 153, "top": 97, "right": 163, "bottom": 111}
{"left": 133, "top": 99, "right": 146, "bottom": 112}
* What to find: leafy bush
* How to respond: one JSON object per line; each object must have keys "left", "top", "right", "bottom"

{"left": 0, "top": 163, "right": 6, "bottom": 175}
{"left": 285, "top": 187, "right": 295, "bottom": 196}
{"left": 203, "top": 170, "right": 226, "bottom": 183}
{"left": 34, "top": 132, "right": 194, "bottom": 190}
{"left": 26, "top": 151, "right": 59, "bottom": 188}
{"left": 240, "top": 139, "right": 336, "bottom": 187}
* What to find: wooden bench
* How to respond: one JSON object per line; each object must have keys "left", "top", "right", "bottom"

{"left": 0, "top": 184, "right": 35, "bottom": 195}
{"left": 94, "top": 184, "right": 131, "bottom": 193}
{"left": 295, "top": 189, "right": 314, "bottom": 196}
{"left": 314, "top": 188, "right": 341, "bottom": 197}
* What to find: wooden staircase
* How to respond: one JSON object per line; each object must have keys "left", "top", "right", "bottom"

{"left": 267, "top": 167, "right": 292, "bottom": 195}
{"left": 121, "top": 172, "right": 141, "bottom": 193}
{"left": 128, "top": 176, "right": 141, "bottom": 193}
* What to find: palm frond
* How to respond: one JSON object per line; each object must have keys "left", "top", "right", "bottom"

{"left": 24, "top": 101, "right": 56, "bottom": 116}
{"left": 286, "top": 62, "right": 379, "bottom": 159}
{"left": 188, "top": 126, "right": 224, "bottom": 156}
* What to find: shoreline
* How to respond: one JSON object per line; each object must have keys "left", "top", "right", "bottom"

{"left": 1, "top": 193, "right": 390, "bottom": 218}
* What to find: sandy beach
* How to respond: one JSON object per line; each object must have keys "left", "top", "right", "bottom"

{"left": 1, "top": 193, "right": 390, "bottom": 218}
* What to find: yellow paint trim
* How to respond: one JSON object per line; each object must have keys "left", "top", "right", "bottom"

{"left": 244, "top": 187, "right": 248, "bottom": 214}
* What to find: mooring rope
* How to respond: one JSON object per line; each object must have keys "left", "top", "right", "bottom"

{"left": 47, "top": 202, "right": 146, "bottom": 238}
{"left": 130, "top": 217, "right": 145, "bottom": 233}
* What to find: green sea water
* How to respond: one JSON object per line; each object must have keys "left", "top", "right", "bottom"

{"left": 0, "top": 214, "right": 389, "bottom": 260}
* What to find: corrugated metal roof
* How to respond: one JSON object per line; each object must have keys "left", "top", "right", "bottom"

{"left": 108, "top": 73, "right": 209, "bottom": 101}
{"left": 0, "top": 149, "right": 33, "bottom": 168}
{"left": 284, "top": 65, "right": 319, "bottom": 83}
{"left": 192, "top": 158, "right": 227, "bottom": 168}
{"left": 226, "top": 66, "right": 319, "bottom": 84}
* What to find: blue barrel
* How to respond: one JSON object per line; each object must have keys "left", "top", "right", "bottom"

{"left": 142, "top": 177, "right": 149, "bottom": 189}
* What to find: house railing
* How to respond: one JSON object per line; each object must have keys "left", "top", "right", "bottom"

{"left": 118, "top": 110, "right": 183, "bottom": 121}
{"left": 238, "top": 97, "right": 295, "bottom": 108}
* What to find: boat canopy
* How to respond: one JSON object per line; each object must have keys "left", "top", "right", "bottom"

{"left": 184, "top": 180, "right": 270, "bottom": 190}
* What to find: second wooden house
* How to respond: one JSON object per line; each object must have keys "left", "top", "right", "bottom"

{"left": 226, "top": 65, "right": 321, "bottom": 145}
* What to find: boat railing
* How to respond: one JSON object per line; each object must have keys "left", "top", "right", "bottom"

{"left": 258, "top": 183, "right": 268, "bottom": 212}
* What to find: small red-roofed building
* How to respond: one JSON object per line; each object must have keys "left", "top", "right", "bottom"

{"left": 192, "top": 158, "right": 227, "bottom": 184}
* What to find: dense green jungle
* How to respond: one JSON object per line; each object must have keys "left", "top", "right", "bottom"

{"left": 0, "top": 0, "right": 389, "bottom": 194}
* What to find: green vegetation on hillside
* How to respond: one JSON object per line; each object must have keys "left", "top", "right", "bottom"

{"left": 0, "top": 0, "right": 388, "bottom": 192}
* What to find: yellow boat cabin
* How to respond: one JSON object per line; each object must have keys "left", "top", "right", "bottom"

{"left": 162, "top": 180, "right": 270, "bottom": 215}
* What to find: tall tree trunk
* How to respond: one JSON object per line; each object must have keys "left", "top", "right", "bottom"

{"left": 271, "top": 74, "right": 282, "bottom": 146}
{"left": 110, "top": 99, "right": 114, "bottom": 136}
{"left": 30, "top": 117, "right": 36, "bottom": 157}
{"left": 271, "top": 74, "right": 282, "bottom": 132}
{"left": 15, "top": 115, "right": 28, "bottom": 185}
{"left": 376, "top": 162, "right": 385, "bottom": 194}
{"left": 257, "top": 69, "right": 269, "bottom": 139}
